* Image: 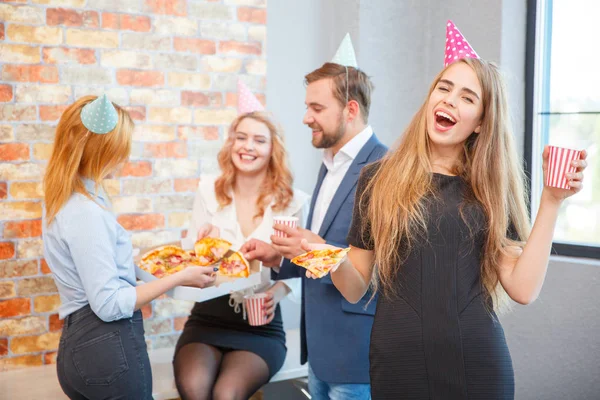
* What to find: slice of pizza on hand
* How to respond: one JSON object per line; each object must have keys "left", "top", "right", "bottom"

{"left": 161, "top": 260, "right": 205, "bottom": 277}
{"left": 193, "top": 237, "right": 233, "bottom": 266}
{"left": 219, "top": 251, "right": 250, "bottom": 278}
{"left": 291, "top": 247, "right": 350, "bottom": 278}
{"left": 139, "top": 245, "right": 193, "bottom": 278}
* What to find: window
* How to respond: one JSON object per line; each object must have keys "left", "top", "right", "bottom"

{"left": 526, "top": 0, "right": 600, "bottom": 258}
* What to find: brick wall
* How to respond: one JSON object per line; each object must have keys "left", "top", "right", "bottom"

{"left": 0, "top": 0, "right": 266, "bottom": 370}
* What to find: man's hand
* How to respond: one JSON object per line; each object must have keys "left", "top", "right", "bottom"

{"left": 240, "top": 239, "right": 282, "bottom": 267}
{"left": 270, "top": 224, "right": 325, "bottom": 260}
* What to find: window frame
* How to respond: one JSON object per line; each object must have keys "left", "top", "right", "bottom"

{"left": 525, "top": 0, "right": 600, "bottom": 259}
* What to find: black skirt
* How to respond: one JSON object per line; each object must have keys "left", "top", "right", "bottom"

{"left": 175, "top": 295, "right": 287, "bottom": 379}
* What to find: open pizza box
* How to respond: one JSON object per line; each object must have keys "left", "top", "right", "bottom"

{"left": 133, "top": 242, "right": 262, "bottom": 303}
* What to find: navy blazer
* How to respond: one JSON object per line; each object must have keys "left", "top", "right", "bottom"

{"left": 274, "top": 133, "right": 387, "bottom": 384}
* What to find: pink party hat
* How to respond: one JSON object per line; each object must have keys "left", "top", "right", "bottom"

{"left": 444, "top": 20, "right": 479, "bottom": 67}
{"left": 237, "top": 80, "right": 264, "bottom": 114}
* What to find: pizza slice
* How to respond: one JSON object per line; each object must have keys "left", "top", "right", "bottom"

{"left": 139, "top": 245, "right": 194, "bottom": 278}
{"left": 193, "top": 237, "right": 233, "bottom": 266}
{"left": 218, "top": 251, "right": 250, "bottom": 278}
{"left": 291, "top": 247, "right": 350, "bottom": 278}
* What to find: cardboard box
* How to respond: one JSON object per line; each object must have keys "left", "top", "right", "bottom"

{"left": 134, "top": 244, "right": 262, "bottom": 303}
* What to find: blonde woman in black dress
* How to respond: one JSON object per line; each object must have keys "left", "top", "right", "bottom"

{"left": 302, "top": 58, "right": 588, "bottom": 399}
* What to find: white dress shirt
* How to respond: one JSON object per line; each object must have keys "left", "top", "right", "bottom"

{"left": 183, "top": 175, "right": 309, "bottom": 304}
{"left": 310, "top": 125, "right": 373, "bottom": 234}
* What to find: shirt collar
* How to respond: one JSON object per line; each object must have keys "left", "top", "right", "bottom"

{"left": 82, "top": 178, "right": 109, "bottom": 206}
{"left": 322, "top": 125, "right": 373, "bottom": 170}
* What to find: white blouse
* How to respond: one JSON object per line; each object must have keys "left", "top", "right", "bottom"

{"left": 181, "top": 175, "right": 309, "bottom": 304}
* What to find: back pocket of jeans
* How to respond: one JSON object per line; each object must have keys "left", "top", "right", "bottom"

{"left": 72, "top": 330, "right": 129, "bottom": 385}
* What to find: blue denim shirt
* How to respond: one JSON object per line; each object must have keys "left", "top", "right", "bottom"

{"left": 43, "top": 178, "right": 137, "bottom": 322}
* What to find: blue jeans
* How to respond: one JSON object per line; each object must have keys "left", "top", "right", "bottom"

{"left": 56, "top": 305, "right": 152, "bottom": 400}
{"left": 308, "top": 364, "right": 371, "bottom": 400}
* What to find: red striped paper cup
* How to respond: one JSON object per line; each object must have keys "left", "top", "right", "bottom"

{"left": 546, "top": 146, "right": 581, "bottom": 190}
{"left": 273, "top": 216, "right": 298, "bottom": 238}
{"left": 244, "top": 293, "right": 268, "bottom": 326}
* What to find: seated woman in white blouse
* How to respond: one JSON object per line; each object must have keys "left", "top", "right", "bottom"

{"left": 174, "top": 110, "right": 309, "bottom": 399}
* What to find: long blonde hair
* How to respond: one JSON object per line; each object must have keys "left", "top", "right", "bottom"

{"left": 44, "top": 96, "right": 134, "bottom": 224}
{"left": 215, "top": 111, "right": 294, "bottom": 218}
{"left": 363, "top": 58, "right": 530, "bottom": 311}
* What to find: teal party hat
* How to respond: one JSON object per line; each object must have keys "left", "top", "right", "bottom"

{"left": 80, "top": 94, "right": 118, "bottom": 134}
{"left": 331, "top": 33, "right": 358, "bottom": 68}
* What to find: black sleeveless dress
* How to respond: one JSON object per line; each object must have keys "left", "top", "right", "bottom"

{"left": 348, "top": 170, "right": 515, "bottom": 399}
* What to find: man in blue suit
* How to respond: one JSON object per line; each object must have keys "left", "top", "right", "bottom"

{"left": 242, "top": 54, "right": 387, "bottom": 399}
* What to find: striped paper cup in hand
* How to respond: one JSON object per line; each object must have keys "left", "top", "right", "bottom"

{"left": 273, "top": 216, "right": 298, "bottom": 238}
{"left": 244, "top": 293, "right": 269, "bottom": 326}
{"left": 546, "top": 146, "right": 582, "bottom": 190}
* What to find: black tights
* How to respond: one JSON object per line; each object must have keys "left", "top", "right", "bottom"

{"left": 174, "top": 343, "right": 270, "bottom": 400}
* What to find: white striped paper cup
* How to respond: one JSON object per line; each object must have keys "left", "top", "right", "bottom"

{"left": 546, "top": 146, "right": 581, "bottom": 190}
{"left": 244, "top": 293, "right": 268, "bottom": 326}
{"left": 273, "top": 216, "right": 298, "bottom": 238}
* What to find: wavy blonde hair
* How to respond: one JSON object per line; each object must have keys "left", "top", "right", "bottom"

{"left": 44, "top": 96, "right": 134, "bottom": 224}
{"left": 363, "top": 58, "right": 530, "bottom": 311}
{"left": 215, "top": 111, "right": 294, "bottom": 218}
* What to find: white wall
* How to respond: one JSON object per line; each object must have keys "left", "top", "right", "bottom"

{"left": 267, "top": 1, "right": 600, "bottom": 399}
{"left": 266, "top": 0, "right": 358, "bottom": 194}
{"left": 501, "top": 256, "right": 600, "bottom": 399}
{"left": 265, "top": 0, "right": 319, "bottom": 194}
{"left": 268, "top": 0, "right": 525, "bottom": 160}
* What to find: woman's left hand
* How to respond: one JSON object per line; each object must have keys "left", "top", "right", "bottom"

{"left": 262, "top": 291, "right": 277, "bottom": 324}
{"left": 262, "top": 283, "right": 287, "bottom": 324}
{"left": 542, "top": 147, "right": 588, "bottom": 204}
{"left": 300, "top": 239, "right": 343, "bottom": 279}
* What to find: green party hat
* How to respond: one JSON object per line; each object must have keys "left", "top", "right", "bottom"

{"left": 81, "top": 94, "right": 118, "bottom": 134}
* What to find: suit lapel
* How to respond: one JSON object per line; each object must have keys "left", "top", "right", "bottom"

{"left": 306, "top": 163, "right": 327, "bottom": 230}
{"left": 317, "top": 134, "right": 380, "bottom": 237}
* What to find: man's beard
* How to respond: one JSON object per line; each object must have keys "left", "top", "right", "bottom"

{"left": 310, "top": 115, "right": 346, "bottom": 149}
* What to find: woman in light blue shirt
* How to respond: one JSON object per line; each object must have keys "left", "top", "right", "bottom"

{"left": 43, "top": 95, "right": 217, "bottom": 400}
